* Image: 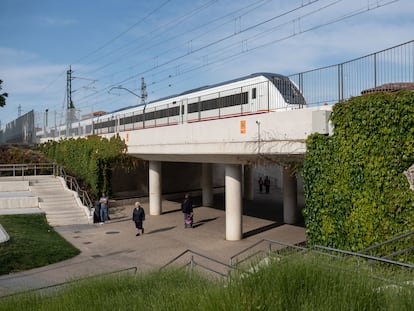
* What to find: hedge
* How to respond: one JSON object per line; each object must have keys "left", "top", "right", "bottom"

{"left": 37, "top": 135, "right": 131, "bottom": 198}
{"left": 302, "top": 90, "right": 414, "bottom": 257}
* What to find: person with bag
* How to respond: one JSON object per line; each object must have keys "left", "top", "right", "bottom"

{"left": 132, "top": 202, "right": 145, "bottom": 236}
{"left": 181, "top": 193, "right": 193, "bottom": 228}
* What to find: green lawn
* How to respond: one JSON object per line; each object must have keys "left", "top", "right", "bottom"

{"left": 0, "top": 214, "right": 80, "bottom": 275}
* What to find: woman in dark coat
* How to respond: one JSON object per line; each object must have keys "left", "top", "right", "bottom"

{"left": 181, "top": 193, "right": 193, "bottom": 228}
{"left": 132, "top": 201, "right": 145, "bottom": 236}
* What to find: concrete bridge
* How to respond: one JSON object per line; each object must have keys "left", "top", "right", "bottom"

{"left": 98, "top": 106, "right": 332, "bottom": 241}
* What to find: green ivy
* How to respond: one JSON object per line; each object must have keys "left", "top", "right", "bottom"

{"left": 303, "top": 91, "right": 414, "bottom": 257}
{"left": 37, "top": 135, "right": 131, "bottom": 198}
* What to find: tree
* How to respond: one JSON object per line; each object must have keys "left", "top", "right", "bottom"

{"left": 0, "top": 80, "right": 8, "bottom": 107}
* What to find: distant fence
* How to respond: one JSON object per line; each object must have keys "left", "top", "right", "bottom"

{"left": 289, "top": 40, "right": 414, "bottom": 106}
{"left": 0, "top": 110, "right": 35, "bottom": 145}
{"left": 1, "top": 41, "right": 413, "bottom": 144}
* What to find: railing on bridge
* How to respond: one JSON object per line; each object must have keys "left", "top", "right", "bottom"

{"left": 289, "top": 40, "right": 414, "bottom": 106}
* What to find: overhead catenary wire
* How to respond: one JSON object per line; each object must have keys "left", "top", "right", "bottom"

{"left": 72, "top": 0, "right": 400, "bottom": 112}
{"left": 118, "top": 0, "right": 400, "bottom": 98}
{"left": 74, "top": 0, "right": 323, "bottom": 106}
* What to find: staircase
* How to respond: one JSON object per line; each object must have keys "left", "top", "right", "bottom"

{"left": 29, "top": 175, "right": 93, "bottom": 226}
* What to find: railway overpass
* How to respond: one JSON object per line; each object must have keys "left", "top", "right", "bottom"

{"left": 97, "top": 106, "right": 332, "bottom": 241}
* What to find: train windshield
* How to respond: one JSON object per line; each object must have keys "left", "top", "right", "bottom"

{"left": 271, "top": 76, "right": 306, "bottom": 107}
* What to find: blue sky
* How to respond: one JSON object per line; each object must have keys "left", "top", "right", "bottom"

{"left": 1, "top": 0, "right": 413, "bottom": 128}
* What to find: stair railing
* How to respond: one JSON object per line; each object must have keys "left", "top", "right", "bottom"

{"left": 57, "top": 166, "right": 94, "bottom": 215}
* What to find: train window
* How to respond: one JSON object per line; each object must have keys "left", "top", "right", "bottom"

{"left": 252, "top": 88, "right": 256, "bottom": 99}
{"left": 188, "top": 102, "right": 199, "bottom": 113}
{"left": 201, "top": 98, "right": 219, "bottom": 111}
{"left": 221, "top": 92, "right": 248, "bottom": 108}
{"left": 169, "top": 106, "right": 180, "bottom": 116}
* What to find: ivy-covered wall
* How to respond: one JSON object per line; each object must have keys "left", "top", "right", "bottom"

{"left": 37, "top": 135, "right": 132, "bottom": 198}
{"left": 302, "top": 91, "right": 414, "bottom": 253}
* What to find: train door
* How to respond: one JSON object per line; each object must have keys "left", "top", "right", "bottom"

{"left": 180, "top": 98, "right": 187, "bottom": 124}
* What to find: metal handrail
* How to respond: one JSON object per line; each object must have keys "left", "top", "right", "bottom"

{"left": 160, "top": 249, "right": 237, "bottom": 278}
{"left": 57, "top": 166, "right": 94, "bottom": 214}
{"left": 359, "top": 230, "right": 414, "bottom": 255}
{"left": 314, "top": 245, "right": 414, "bottom": 269}
{"left": 229, "top": 238, "right": 308, "bottom": 266}
{"left": 0, "top": 163, "right": 56, "bottom": 177}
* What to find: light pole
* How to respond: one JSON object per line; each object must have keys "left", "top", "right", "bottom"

{"left": 108, "top": 80, "right": 148, "bottom": 127}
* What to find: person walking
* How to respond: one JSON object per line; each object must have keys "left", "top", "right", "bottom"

{"left": 264, "top": 176, "right": 271, "bottom": 194}
{"left": 99, "top": 192, "right": 109, "bottom": 224}
{"left": 258, "top": 177, "right": 264, "bottom": 193}
{"left": 181, "top": 193, "right": 194, "bottom": 228}
{"left": 132, "top": 202, "right": 145, "bottom": 236}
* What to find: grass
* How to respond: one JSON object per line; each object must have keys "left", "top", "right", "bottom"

{"left": 0, "top": 253, "right": 413, "bottom": 310}
{"left": 0, "top": 214, "right": 80, "bottom": 275}
{"left": 0, "top": 215, "right": 413, "bottom": 310}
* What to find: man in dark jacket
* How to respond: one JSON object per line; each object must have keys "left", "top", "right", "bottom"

{"left": 132, "top": 202, "right": 145, "bottom": 236}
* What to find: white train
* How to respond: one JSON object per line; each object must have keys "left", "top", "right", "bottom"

{"left": 46, "top": 72, "right": 306, "bottom": 138}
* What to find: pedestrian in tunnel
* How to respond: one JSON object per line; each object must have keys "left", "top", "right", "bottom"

{"left": 264, "top": 176, "right": 271, "bottom": 194}
{"left": 258, "top": 177, "right": 264, "bottom": 193}
{"left": 181, "top": 193, "right": 194, "bottom": 228}
{"left": 132, "top": 201, "right": 145, "bottom": 236}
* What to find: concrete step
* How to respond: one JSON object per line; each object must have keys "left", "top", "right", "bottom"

{"left": 43, "top": 211, "right": 87, "bottom": 218}
{"left": 0, "top": 175, "right": 93, "bottom": 226}
{"left": 39, "top": 205, "right": 84, "bottom": 212}
{"left": 31, "top": 176, "right": 93, "bottom": 226}
{"left": 39, "top": 198, "right": 76, "bottom": 204}
{"left": 47, "top": 216, "right": 90, "bottom": 227}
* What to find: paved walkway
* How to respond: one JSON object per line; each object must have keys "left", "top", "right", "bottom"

{"left": 0, "top": 192, "right": 306, "bottom": 297}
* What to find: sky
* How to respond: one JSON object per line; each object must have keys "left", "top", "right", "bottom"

{"left": 1, "top": 0, "right": 413, "bottom": 128}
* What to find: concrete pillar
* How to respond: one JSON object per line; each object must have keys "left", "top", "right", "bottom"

{"left": 201, "top": 163, "right": 213, "bottom": 207}
{"left": 283, "top": 166, "right": 298, "bottom": 224}
{"left": 225, "top": 164, "right": 242, "bottom": 241}
{"left": 243, "top": 165, "right": 254, "bottom": 200}
{"left": 149, "top": 161, "right": 162, "bottom": 215}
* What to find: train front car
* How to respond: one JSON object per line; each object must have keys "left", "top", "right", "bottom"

{"left": 262, "top": 73, "right": 306, "bottom": 110}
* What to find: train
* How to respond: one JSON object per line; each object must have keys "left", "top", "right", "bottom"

{"left": 42, "top": 72, "right": 306, "bottom": 139}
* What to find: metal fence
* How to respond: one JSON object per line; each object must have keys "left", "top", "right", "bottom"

{"left": 289, "top": 40, "right": 414, "bottom": 106}
{"left": 0, "top": 110, "right": 36, "bottom": 145}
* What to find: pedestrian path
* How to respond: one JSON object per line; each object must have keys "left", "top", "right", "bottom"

{"left": 0, "top": 189, "right": 306, "bottom": 297}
